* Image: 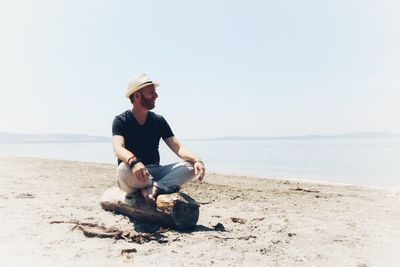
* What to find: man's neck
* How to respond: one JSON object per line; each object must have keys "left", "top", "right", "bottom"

{"left": 131, "top": 106, "right": 149, "bottom": 124}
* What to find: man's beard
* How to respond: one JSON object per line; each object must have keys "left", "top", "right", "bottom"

{"left": 140, "top": 94, "right": 155, "bottom": 110}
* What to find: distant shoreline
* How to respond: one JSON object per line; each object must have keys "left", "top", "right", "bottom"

{"left": 186, "top": 133, "right": 400, "bottom": 141}
{"left": 0, "top": 132, "right": 109, "bottom": 144}
{"left": 1, "top": 132, "right": 400, "bottom": 144}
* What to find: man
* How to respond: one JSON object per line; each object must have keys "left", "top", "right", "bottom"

{"left": 112, "top": 74, "right": 205, "bottom": 205}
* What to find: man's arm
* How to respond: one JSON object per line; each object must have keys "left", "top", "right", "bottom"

{"left": 164, "top": 136, "right": 205, "bottom": 181}
{"left": 112, "top": 135, "right": 149, "bottom": 182}
{"left": 112, "top": 135, "right": 134, "bottom": 163}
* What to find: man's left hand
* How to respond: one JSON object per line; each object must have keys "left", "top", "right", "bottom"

{"left": 194, "top": 161, "right": 205, "bottom": 181}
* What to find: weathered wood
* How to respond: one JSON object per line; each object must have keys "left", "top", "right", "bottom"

{"left": 100, "top": 187, "right": 199, "bottom": 230}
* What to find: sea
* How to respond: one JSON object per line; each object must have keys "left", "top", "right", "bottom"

{"left": 1, "top": 138, "right": 399, "bottom": 188}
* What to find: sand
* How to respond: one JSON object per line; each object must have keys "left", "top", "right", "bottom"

{"left": 0, "top": 156, "right": 399, "bottom": 266}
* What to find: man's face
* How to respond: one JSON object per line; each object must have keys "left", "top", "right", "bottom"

{"left": 138, "top": 85, "right": 158, "bottom": 110}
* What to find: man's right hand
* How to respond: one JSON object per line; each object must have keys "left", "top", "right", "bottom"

{"left": 132, "top": 162, "right": 150, "bottom": 183}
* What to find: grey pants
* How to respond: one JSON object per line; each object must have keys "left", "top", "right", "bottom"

{"left": 116, "top": 161, "right": 196, "bottom": 194}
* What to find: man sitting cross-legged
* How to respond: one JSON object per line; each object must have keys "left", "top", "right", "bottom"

{"left": 112, "top": 74, "right": 205, "bottom": 206}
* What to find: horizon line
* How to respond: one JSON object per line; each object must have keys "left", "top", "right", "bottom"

{"left": 2, "top": 131, "right": 400, "bottom": 143}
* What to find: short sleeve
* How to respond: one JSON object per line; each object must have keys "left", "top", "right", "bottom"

{"left": 112, "top": 116, "right": 125, "bottom": 136}
{"left": 159, "top": 116, "right": 174, "bottom": 139}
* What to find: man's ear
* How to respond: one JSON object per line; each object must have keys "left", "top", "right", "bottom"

{"left": 129, "top": 93, "right": 137, "bottom": 104}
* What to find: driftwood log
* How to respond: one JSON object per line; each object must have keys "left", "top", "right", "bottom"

{"left": 100, "top": 187, "right": 200, "bottom": 230}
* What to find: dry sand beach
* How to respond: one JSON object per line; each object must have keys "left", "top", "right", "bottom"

{"left": 0, "top": 156, "right": 399, "bottom": 266}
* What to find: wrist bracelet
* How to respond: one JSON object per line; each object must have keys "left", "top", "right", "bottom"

{"left": 127, "top": 156, "right": 135, "bottom": 165}
{"left": 194, "top": 160, "right": 204, "bottom": 165}
{"left": 129, "top": 157, "right": 141, "bottom": 169}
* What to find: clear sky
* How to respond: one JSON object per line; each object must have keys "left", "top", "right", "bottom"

{"left": 0, "top": 0, "right": 399, "bottom": 139}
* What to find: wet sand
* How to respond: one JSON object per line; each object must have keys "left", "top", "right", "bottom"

{"left": 0, "top": 156, "right": 399, "bottom": 266}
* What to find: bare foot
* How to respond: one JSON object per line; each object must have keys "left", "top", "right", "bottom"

{"left": 141, "top": 185, "right": 160, "bottom": 207}
{"left": 150, "top": 185, "right": 161, "bottom": 199}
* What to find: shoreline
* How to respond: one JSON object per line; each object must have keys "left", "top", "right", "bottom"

{"left": 0, "top": 155, "right": 397, "bottom": 190}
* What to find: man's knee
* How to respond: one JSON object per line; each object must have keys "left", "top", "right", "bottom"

{"left": 116, "top": 162, "right": 151, "bottom": 191}
{"left": 173, "top": 161, "right": 197, "bottom": 181}
{"left": 175, "top": 161, "right": 195, "bottom": 172}
{"left": 117, "top": 162, "right": 133, "bottom": 183}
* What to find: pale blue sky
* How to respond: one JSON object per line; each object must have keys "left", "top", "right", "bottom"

{"left": 0, "top": 0, "right": 399, "bottom": 139}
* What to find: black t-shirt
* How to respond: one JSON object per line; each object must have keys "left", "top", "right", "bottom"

{"left": 112, "top": 110, "right": 174, "bottom": 165}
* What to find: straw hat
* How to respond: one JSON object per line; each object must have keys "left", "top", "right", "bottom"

{"left": 125, "top": 74, "right": 159, "bottom": 98}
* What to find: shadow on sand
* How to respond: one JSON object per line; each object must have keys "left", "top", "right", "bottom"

{"left": 130, "top": 217, "right": 225, "bottom": 234}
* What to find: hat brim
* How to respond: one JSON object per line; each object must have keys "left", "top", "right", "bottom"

{"left": 125, "top": 82, "right": 159, "bottom": 98}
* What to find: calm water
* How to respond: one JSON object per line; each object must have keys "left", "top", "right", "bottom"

{"left": 1, "top": 138, "right": 399, "bottom": 187}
